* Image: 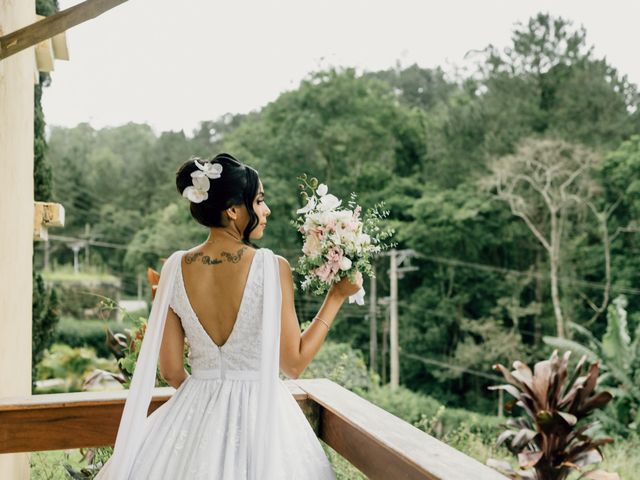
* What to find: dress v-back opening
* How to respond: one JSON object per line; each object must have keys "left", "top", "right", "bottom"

{"left": 178, "top": 248, "right": 261, "bottom": 350}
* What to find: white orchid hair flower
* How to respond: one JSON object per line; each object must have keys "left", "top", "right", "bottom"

{"left": 183, "top": 185, "right": 209, "bottom": 203}
{"left": 194, "top": 159, "right": 223, "bottom": 179}
{"left": 184, "top": 158, "right": 222, "bottom": 203}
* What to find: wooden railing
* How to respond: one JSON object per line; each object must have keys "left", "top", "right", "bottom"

{"left": 0, "top": 379, "right": 507, "bottom": 480}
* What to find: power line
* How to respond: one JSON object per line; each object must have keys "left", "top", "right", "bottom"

{"left": 399, "top": 350, "right": 503, "bottom": 382}
{"left": 39, "top": 236, "right": 640, "bottom": 297}
{"left": 417, "top": 254, "right": 640, "bottom": 296}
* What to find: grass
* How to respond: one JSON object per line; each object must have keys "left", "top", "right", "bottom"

{"left": 41, "top": 265, "right": 120, "bottom": 284}
{"left": 30, "top": 450, "right": 86, "bottom": 480}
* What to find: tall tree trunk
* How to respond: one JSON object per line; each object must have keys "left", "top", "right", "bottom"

{"left": 549, "top": 213, "right": 565, "bottom": 338}
{"left": 534, "top": 251, "right": 543, "bottom": 346}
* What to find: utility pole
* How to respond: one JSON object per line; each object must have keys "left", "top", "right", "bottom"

{"left": 389, "top": 249, "right": 398, "bottom": 388}
{"left": 369, "top": 262, "right": 377, "bottom": 375}
{"left": 381, "top": 302, "right": 389, "bottom": 384}
{"left": 70, "top": 241, "right": 83, "bottom": 274}
{"left": 386, "top": 248, "right": 419, "bottom": 390}
{"left": 80, "top": 223, "right": 101, "bottom": 266}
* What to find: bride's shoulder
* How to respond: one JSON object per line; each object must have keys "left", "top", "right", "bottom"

{"left": 255, "top": 248, "right": 290, "bottom": 269}
{"left": 164, "top": 249, "right": 186, "bottom": 265}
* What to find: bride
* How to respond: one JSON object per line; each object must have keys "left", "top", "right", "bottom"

{"left": 95, "top": 153, "right": 362, "bottom": 479}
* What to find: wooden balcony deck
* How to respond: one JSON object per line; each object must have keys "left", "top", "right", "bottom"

{"left": 0, "top": 378, "right": 507, "bottom": 480}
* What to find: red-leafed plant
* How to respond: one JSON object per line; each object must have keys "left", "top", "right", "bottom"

{"left": 487, "top": 350, "right": 619, "bottom": 479}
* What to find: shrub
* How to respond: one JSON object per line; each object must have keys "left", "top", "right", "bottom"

{"left": 53, "top": 317, "right": 132, "bottom": 358}
{"left": 301, "top": 340, "right": 372, "bottom": 391}
{"left": 35, "top": 343, "right": 119, "bottom": 393}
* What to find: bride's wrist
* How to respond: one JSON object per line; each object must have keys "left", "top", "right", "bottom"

{"left": 327, "top": 288, "right": 347, "bottom": 303}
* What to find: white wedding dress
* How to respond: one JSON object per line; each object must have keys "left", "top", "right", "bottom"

{"left": 96, "top": 248, "right": 336, "bottom": 479}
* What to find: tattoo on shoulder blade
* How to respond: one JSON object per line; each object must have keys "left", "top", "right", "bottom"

{"left": 221, "top": 247, "right": 247, "bottom": 264}
{"left": 184, "top": 252, "right": 203, "bottom": 264}
{"left": 184, "top": 247, "right": 246, "bottom": 266}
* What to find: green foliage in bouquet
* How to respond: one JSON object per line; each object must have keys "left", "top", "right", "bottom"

{"left": 291, "top": 173, "right": 396, "bottom": 295}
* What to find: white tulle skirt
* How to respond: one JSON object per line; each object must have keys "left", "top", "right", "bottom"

{"left": 98, "top": 371, "right": 336, "bottom": 480}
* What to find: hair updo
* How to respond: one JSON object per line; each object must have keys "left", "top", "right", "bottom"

{"left": 176, "top": 153, "right": 260, "bottom": 245}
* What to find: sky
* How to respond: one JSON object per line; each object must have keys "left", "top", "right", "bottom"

{"left": 41, "top": 0, "right": 640, "bottom": 135}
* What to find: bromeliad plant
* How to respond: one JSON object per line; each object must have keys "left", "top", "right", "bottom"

{"left": 487, "top": 350, "right": 618, "bottom": 480}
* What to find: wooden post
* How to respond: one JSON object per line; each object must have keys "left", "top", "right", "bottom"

{"left": 0, "top": 1, "right": 36, "bottom": 477}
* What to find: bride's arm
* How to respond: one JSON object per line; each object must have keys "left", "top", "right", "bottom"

{"left": 277, "top": 255, "right": 360, "bottom": 379}
{"left": 159, "top": 307, "right": 189, "bottom": 389}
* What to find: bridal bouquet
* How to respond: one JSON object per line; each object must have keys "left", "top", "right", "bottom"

{"left": 291, "top": 174, "right": 395, "bottom": 305}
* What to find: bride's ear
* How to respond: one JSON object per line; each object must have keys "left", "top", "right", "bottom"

{"left": 225, "top": 206, "right": 238, "bottom": 221}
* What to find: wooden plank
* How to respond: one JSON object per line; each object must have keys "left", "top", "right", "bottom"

{"left": 0, "top": 389, "right": 171, "bottom": 453}
{"left": 0, "top": 0, "right": 128, "bottom": 60}
{"left": 35, "top": 40, "right": 54, "bottom": 72}
{"left": 0, "top": 381, "right": 309, "bottom": 453}
{"left": 52, "top": 32, "right": 70, "bottom": 60}
{"left": 294, "top": 379, "right": 508, "bottom": 480}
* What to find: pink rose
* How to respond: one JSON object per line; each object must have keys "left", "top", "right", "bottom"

{"left": 325, "top": 246, "right": 343, "bottom": 274}
{"left": 314, "top": 263, "right": 335, "bottom": 284}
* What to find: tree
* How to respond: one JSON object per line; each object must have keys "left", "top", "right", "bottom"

{"left": 484, "top": 138, "right": 600, "bottom": 338}
{"left": 33, "top": 0, "right": 61, "bottom": 390}
{"left": 474, "top": 13, "right": 639, "bottom": 151}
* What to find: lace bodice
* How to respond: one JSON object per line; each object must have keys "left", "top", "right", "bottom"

{"left": 169, "top": 248, "right": 265, "bottom": 375}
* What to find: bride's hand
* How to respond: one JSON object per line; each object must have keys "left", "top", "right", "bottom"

{"left": 329, "top": 271, "right": 363, "bottom": 299}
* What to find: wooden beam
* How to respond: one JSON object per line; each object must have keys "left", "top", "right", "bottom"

{"left": 0, "top": 0, "right": 128, "bottom": 61}
{"left": 294, "top": 379, "right": 508, "bottom": 480}
{"left": 0, "top": 382, "right": 311, "bottom": 453}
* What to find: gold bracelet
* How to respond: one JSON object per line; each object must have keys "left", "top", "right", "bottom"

{"left": 314, "top": 316, "right": 330, "bottom": 331}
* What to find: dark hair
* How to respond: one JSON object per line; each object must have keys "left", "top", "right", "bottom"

{"left": 176, "top": 153, "right": 260, "bottom": 246}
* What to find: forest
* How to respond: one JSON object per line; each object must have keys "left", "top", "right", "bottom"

{"left": 32, "top": 12, "right": 640, "bottom": 479}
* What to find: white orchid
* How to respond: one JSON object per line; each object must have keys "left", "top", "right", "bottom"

{"left": 193, "top": 159, "right": 223, "bottom": 179}
{"left": 183, "top": 160, "right": 222, "bottom": 204}
{"left": 296, "top": 196, "right": 317, "bottom": 214}
{"left": 182, "top": 185, "right": 209, "bottom": 203}
{"left": 316, "top": 183, "right": 328, "bottom": 196}
{"left": 318, "top": 194, "right": 342, "bottom": 212}
{"left": 190, "top": 173, "right": 211, "bottom": 190}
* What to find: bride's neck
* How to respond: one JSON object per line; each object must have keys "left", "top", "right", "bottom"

{"left": 204, "top": 227, "right": 244, "bottom": 246}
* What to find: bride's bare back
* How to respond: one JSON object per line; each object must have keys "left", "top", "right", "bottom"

{"left": 180, "top": 242, "right": 256, "bottom": 348}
